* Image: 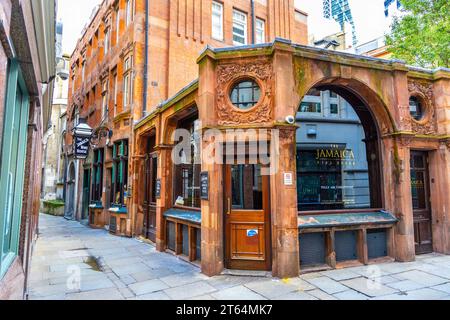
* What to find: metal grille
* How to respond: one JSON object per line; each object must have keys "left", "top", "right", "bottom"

{"left": 182, "top": 225, "right": 189, "bottom": 256}
{"left": 335, "top": 230, "right": 358, "bottom": 262}
{"left": 109, "top": 216, "right": 117, "bottom": 233}
{"left": 299, "top": 233, "right": 326, "bottom": 266}
{"left": 367, "top": 229, "right": 388, "bottom": 259}
{"left": 166, "top": 221, "right": 176, "bottom": 251}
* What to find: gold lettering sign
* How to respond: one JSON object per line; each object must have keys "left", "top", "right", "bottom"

{"left": 315, "top": 145, "right": 356, "bottom": 166}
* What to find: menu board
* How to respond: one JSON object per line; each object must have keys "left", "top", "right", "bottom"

{"left": 200, "top": 172, "right": 209, "bottom": 200}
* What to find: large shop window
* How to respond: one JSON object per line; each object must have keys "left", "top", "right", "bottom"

{"left": 112, "top": 140, "right": 129, "bottom": 207}
{"left": 0, "top": 60, "right": 30, "bottom": 278}
{"left": 91, "top": 149, "right": 104, "bottom": 205}
{"left": 297, "top": 88, "right": 375, "bottom": 212}
{"left": 174, "top": 116, "right": 201, "bottom": 209}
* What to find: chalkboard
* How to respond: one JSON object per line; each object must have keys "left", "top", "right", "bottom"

{"left": 74, "top": 136, "right": 90, "bottom": 159}
{"left": 155, "top": 179, "right": 161, "bottom": 199}
{"left": 200, "top": 172, "right": 209, "bottom": 200}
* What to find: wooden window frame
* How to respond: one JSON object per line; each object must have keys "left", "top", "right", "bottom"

{"left": 111, "top": 140, "right": 129, "bottom": 208}
{"left": 91, "top": 149, "right": 104, "bottom": 204}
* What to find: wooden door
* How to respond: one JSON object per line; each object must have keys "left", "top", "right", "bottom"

{"left": 82, "top": 169, "right": 91, "bottom": 220}
{"left": 144, "top": 153, "right": 158, "bottom": 242}
{"left": 224, "top": 164, "right": 271, "bottom": 271}
{"left": 410, "top": 151, "right": 433, "bottom": 254}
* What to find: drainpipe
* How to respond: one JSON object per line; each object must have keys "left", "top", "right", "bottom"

{"left": 142, "top": 0, "right": 149, "bottom": 117}
{"left": 251, "top": 0, "right": 256, "bottom": 44}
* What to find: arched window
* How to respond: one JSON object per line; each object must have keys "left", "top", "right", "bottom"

{"left": 230, "top": 79, "right": 261, "bottom": 110}
{"left": 296, "top": 87, "right": 381, "bottom": 212}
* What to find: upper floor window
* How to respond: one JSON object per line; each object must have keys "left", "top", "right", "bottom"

{"left": 233, "top": 10, "right": 247, "bottom": 46}
{"left": 255, "top": 18, "right": 265, "bottom": 44}
{"left": 125, "top": 0, "right": 133, "bottom": 27}
{"left": 123, "top": 56, "right": 133, "bottom": 110}
{"left": 300, "top": 88, "right": 322, "bottom": 114}
{"left": 101, "top": 80, "right": 108, "bottom": 120}
{"left": 212, "top": 2, "right": 224, "bottom": 41}
{"left": 113, "top": 72, "right": 118, "bottom": 116}
{"left": 104, "top": 28, "right": 110, "bottom": 55}
{"left": 115, "top": 7, "right": 120, "bottom": 44}
{"left": 81, "top": 61, "right": 86, "bottom": 82}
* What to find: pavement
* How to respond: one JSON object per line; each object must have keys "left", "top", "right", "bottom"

{"left": 28, "top": 214, "right": 450, "bottom": 300}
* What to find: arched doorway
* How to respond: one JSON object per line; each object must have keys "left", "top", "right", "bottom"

{"left": 296, "top": 81, "right": 395, "bottom": 270}
{"left": 65, "top": 162, "right": 76, "bottom": 220}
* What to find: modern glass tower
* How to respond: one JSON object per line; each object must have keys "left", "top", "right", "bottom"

{"left": 323, "top": 0, "right": 357, "bottom": 46}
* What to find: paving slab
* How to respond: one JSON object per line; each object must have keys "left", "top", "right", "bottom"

{"left": 333, "top": 290, "right": 369, "bottom": 300}
{"left": 164, "top": 281, "right": 217, "bottom": 300}
{"left": 394, "top": 270, "right": 448, "bottom": 287}
{"left": 320, "top": 269, "right": 361, "bottom": 281}
{"left": 340, "top": 277, "right": 398, "bottom": 297}
{"left": 306, "top": 289, "right": 338, "bottom": 300}
{"left": 386, "top": 280, "right": 426, "bottom": 292}
{"left": 431, "top": 283, "right": 450, "bottom": 294}
{"left": 305, "top": 276, "right": 348, "bottom": 295}
{"left": 211, "top": 286, "right": 266, "bottom": 300}
{"left": 374, "top": 288, "right": 449, "bottom": 300}
{"left": 128, "top": 279, "right": 169, "bottom": 296}
{"left": 65, "top": 288, "right": 124, "bottom": 300}
{"left": 244, "top": 279, "right": 299, "bottom": 299}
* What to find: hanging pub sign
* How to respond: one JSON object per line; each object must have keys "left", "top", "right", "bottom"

{"left": 74, "top": 136, "right": 90, "bottom": 159}
{"left": 155, "top": 179, "right": 162, "bottom": 199}
{"left": 72, "top": 119, "right": 93, "bottom": 160}
{"left": 200, "top": 172, "right": 209, "bottom": 200}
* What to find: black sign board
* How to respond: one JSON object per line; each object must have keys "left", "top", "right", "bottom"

{"left": 74, "top": 136, "right": 90, "bottom": 159}
{"left": 200, "top": 172, "right": 209, "bottom": 200}
{"left": 155, "top": 179, "right": 161, "bottom": 199}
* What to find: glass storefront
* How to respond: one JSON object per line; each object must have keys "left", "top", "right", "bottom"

{"left": 297, "top": 89, "right": 372, "bottom": 212}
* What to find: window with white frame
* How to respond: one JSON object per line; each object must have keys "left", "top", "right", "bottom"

{"left": 212, "top": 2, "right": 224, "bottom": 41}
{"left": 113, "top": 72, "right": 118, "bottom": 116}
{"left": 300, "top": 88, "right": 322, "bottom": 114}
{"left": 123, "top": 56, "right": 133, "bottom": 110}
{"left": 233, "top": 10, "right": 247, "bottom": 46}
{"left": 255, "top": 18, "right": 265, "bottom": 44}
{"left": 115, "top": 7, "right": 120, "bottom": 44}
{"left": 125, "top": 0, "right": 133, "bottom": 27}
{"left": 101, "top": 80, "right": 109, "bottom": 119}
{"left": 104, "top": 28, "right": 110, "bottom": 55}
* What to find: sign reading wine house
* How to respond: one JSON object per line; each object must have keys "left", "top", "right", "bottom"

{"left": 74, "top": 136, "right": 90, "bottom": 159}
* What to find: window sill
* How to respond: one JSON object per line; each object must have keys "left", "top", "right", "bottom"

{"left": 109, "top": 206, "right": 128, "bottom": 214}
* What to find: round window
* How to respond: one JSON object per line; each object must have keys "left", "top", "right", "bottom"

{"left": 230, "top": 79, "right": 261, "bottom": 110}
{"left": 409, "top": 96, "right": 424, "bottom": 121}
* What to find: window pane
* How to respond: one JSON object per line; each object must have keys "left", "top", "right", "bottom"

{"left": 231, "top": 165, "right": 263, "bottom": 210}
{"left": 300, "top": 102, "right": 321, "bottom": 113}
{"left": 330, "top": 103, "right": 339, "bottom": 114}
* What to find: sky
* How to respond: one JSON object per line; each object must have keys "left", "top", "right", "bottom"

{"left": 58, "top": 0, "right": 394, "bottom": 55}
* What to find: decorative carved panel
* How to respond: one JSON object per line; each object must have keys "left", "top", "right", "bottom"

{"left": 216, "top": 60, "right": 273, "bottom": 126}
{"left": 408, "top": 80, "right": 437, "bottom": 135}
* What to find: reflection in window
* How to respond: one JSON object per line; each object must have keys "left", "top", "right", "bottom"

{"left": 92, "top": 149, "right": 104, "bottom": 204}
{"left": 231, "top": 164, "right": 263, "bottom": 210}
{"left": 230, "top": 80, "right": 261, "bottom": 109}
{"left": 300, "top": 102, "right": 321, "bottom": 113}
{"left": 174, "top": 116, "right": 201, "bottom": 208}
{"left": 112, "top": 140, "right": 128, "bottom": 207}
{"left": 409, "top": 96, "right": 423, "bottom": 121}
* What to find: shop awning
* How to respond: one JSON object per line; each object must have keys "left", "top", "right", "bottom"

{"left": 298, "top": 211, "right": 398, "bottom": 229}
{"left": 164, "top": 208, "right": 201, "bottom": 225}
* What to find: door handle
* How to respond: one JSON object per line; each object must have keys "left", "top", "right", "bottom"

{"left": 227, "top": 197, "right": 231, "bottom": 215}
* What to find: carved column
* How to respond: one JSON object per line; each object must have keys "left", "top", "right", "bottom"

{"left": 155, "top": 145, "right": 173, "bottom": 252}
{"left": 392, "top": 136, "right": 415, "bottom": 261}
{"left": 200, "top": 137, "right": 224, "bottom": 277}
{"left": 271, "top": 126, "right": 300, "bottom": 278}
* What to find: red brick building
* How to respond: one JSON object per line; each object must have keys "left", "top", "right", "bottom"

{"left": 66, "top": 0, "right": 308, "bottom": 230}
